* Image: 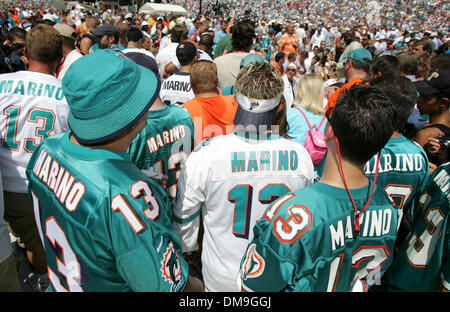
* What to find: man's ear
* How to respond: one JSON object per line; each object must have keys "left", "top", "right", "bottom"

{"left": 324, "top": 122, "right": 335, "bottom": 141}
{"left": 439, "top": 97, "right": 449, "bottom": 112}
{"left": 23, "top": 46, "right": 29, "bottom": 59}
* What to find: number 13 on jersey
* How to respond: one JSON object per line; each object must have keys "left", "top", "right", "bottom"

{"left": 228, "top": 183, "right": 291, "bottom": 239}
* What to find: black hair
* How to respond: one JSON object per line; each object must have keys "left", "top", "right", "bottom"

{"left": 231, "top": 19, "right": 255, "bottom": 52}
{"left": 176, "top": 41, "right": 197, "bottom": 66}
{"left": 126, "top": 27, "right": 143, "bottom": 42}
{"left": 7, "top": 27, "right": 26, "bottom": 43}
{"left": 199, "top": 33, "right": 214, "bottom": 50}
{"left": 370, "top": 75, "right": 417, "bottom": 132}
{"left": 330, "top": 85, "right": 395, "bottom": 165}
{"left": 275, "top": 52, "right": 285, "bottom": 62}
{"left": 370, "top": 55, "right": 400, "bottom": 79}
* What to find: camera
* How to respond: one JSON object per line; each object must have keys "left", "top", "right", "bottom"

{"left": 437, "top": 135, "right": 450, "bottom": 148}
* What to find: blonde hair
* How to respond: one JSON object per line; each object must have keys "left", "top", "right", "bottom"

{"left": 292, "top": 73, "right": 325, "bottom": 115}
{"left": 235, "top": 62, "right": 284, "bottom": 100}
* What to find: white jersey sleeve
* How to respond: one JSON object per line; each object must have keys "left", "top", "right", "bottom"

{"left": 0, "top": 71, "right": 70, "bottom": 193}
{"left": 173, "top": 141, "right": 210, "bottom": 253}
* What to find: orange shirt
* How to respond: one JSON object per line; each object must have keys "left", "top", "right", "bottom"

{"left": 271, "top": 60, "right": 284, "bottom": 76}
{"left": 182, "top": 94, "right": 238, "bottom": 147}
{"left": 279, "top": 33, "right": 299, "bottom": 55}
{"left": 324, "top": 76, "right": 365, "bottom": 111}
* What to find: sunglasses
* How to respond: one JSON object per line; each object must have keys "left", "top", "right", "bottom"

{"left": 287, "top": 68, "right": 296, "bottom": 72}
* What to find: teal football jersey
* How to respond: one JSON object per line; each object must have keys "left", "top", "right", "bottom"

{"left": 239, "top": 181, "right": 399, "bottom": 292}
{"left": 127, "top": 105, "right": 194, "bottom": 215}
{"left": 386, "top": 162, "right": 450, "bottom": 292}
{"left": 364, "top": 135, "right": 429, "bottom": 239}
{"left": 26, "top": 132, "right": 189, "bottom": 292}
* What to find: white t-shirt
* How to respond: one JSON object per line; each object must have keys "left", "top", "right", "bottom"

{"left": 197, "top": 49, "right": 213, "bottom": 62}
{"left": 57, "top": 49, "right": 83, "bottom": 81}
{"left": 155, "top": 42, "right": 181, "bottom": 79}
{"left": 159, "top": 72, "right": 195, "bottom": 105}
{"left": 0, "top": 71, "right": 70, "bottom": 193}
{"left": 173, "top": 132, "right": 314, "bottom": 292}
{"left": 282, "top": 74, "right": 296, "bottom": 108}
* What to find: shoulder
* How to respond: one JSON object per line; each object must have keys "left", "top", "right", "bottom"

{"left": 415, "top": 126, "right": 443, "bottom": 146}
{"left": 166, "top": 104, "right": 193, "bottom": 123}
{"left": 181, "top": 98, "right": 199, "bottom": 111}
{"left": 193, "top": 135, "right": 227, "bottom": 153}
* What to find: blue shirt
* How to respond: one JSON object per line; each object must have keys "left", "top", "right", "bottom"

{"left": 214, "top": 29, "right": 228, "bottom": 44}
{"left": 287, "top": 106, "right": 326, "bottom": 146}
{"left": 287, "top": 106, "right": 327, "bottom": 177}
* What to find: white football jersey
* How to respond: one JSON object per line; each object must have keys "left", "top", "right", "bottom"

{"left": 0, "top": 71, "right": 70, "bottom": 193}
{"left": 159, "top": 72, "right": 195, "bottom": 105}
{"left": 173, "top": 131, "right": 314, "bottom": 292}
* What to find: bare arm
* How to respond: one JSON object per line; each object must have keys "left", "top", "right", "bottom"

{"left": 183, "top": 275, "right": 204, "bottom": 292}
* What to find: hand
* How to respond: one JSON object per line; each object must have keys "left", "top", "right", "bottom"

{"left": 141, "top": 168, "right": 168, "bottom": 189}
{"left": 427, "top": 137, "right": 441, "bottom": 155}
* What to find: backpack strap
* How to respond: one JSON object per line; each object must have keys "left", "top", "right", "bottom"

{"left": 294, "top": 106, "right": 313, "bottom": 130}
{"left": 317, "top": 114, "right": 327, "bottom": 129}
{"left": 295, "top": 106, "right": 326, "bottom": 130}
{"left": 420, "top": 123, "right": 450, "bottom": 135}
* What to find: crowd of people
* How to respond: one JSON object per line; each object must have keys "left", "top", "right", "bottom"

{"left": 0, "top": 0, "right": 448, "bottom": 293}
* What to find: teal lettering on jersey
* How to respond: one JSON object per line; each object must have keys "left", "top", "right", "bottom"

{"left": 13, "top": 80, "right": 24, "bottom": 95}
{"left": 0, "top": 79, "right": 64, "bottom": 101}
{"left": 248, "top": 151, "right": 258, "bottom": 172}
{"left": 28, "top": 81, "right": 37, "bottom": 96}
{"left": 0, "top": 80, "right": 13, "bottom": 93}
{"left": 278, "top": 151, "right": 288, "bottom": 171}
{"left": 232, "top": 152, "right": 246, "bottom": 172}
{"left": 290, "top": 151, "right": 298, "bottom": 170}
{"left": 44, "top": 84, "right": 56, "bottom": 98}
{"left": 260, "top": 151, "right": 270, "bottom": 171}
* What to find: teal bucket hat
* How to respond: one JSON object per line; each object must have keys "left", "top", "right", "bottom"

{"left": 62, "top": 49, "right": 160, "bottom": 145}
{"left": 346, "top": 48, "right": 372, "bottom": 65}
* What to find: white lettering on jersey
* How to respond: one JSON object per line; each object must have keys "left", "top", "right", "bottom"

{"left": 147, "top": 125, "right": 187, "bottom": 154}
{"left": 33, "top": 148, "right": 85, "bottom": 212}
{"left": 329, "top": 208, "right": 393, "bottom": 251}
{"left": 433, "top": 168, "right": 450, "bottom": 202}
{"left": 364, "top": 153, "right": 424, "bottom": 175}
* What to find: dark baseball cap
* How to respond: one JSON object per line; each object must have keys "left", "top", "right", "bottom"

{"left": 124, "top": 52, "right": 159, "bottom": 78}
{"left": 414, "top": 69, "right": 450, "bottom": 97}
{"left": 91, "top": 23, "right": 119, "bottom": 37}
{"left": 176, "top": 41, "right": 197, "bottom": 65}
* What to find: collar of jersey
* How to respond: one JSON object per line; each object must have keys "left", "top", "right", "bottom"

{"left": 61, "top": 132, "right": 131, "bottom": 162}
{"left": 233, "top": 129, "right": 283, "bottom": 141}
{"left": 147, "top": 105, "right": 171, "bottom": 118}
{"left": 314, "top": 180, "right": 377, "bottom": 200}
